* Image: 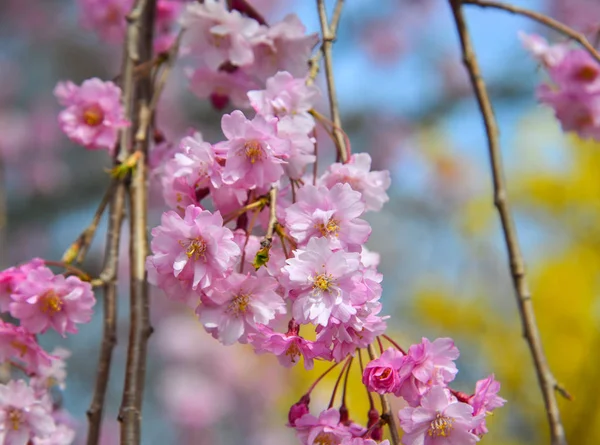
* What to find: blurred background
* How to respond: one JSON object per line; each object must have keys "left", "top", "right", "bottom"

{"left": 1, "top": 0, "right": 598, "bottom": 443}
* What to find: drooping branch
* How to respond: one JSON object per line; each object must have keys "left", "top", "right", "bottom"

{"left": 117, "top": 0, "right": 157, "bottom": 444}
{"left": 366, "top": 344, "right": 400, "bottom": 445}
{"left": 315, "top": 0, "right": 348, "bottom": 164}
{"left": 0, "top": 160, "right": 6, "bottom": 269}
{"left": 448, "top": 2, "right": 567, "bottom": 444}
{"left": 463, "top": 0, "right": 600, "bottom": 65}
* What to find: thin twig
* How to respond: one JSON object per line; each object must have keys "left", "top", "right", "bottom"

{"left": 463, "top": 0, "right": 600, "bottom": 65}
{"left": 366, "top": 344, "right": 400, "bottom": 445}
{"left": 264, "top": 187, "right": 278, "bottom": 243}
{"left": 315, "top": 0, "right": 348, "bottom": 164}
{"left": 448, "top": 2, "right": 567, "bottom": 444}
{"left": 0, "top": 160, "right": 7, "bottom": 269}
{"left": 118, "top": 1, "right": 156, "bottom": 444}
{"left": 308, "top": 0, "right": 344, "bottom": 83}
{"left": 148, "top": 30, "right": 183, "bottom": 113}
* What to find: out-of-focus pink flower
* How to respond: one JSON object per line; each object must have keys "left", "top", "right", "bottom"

{"left": 398, "top": 386, "right": 483, "bottom": 445}
{"left": 248, "top": 71, "right": 319, "bottom": 128}
{"left": 276, "top": 116, "right": 316, "bottom": 179}
{"left": 217, "top": 110, "right": 291, "bottom": 189}
{"left": 362, "top": 347, "right": 404, "bottom": 395}
{"left": 54, "top": 78, "right": 129, "bottom": 151}
{"left": 294, "top": 408, "right": 352, "bottom": 445}
{"left": 78, "top": 0, "right": 134, "bottom": 43}
{"left": 320, "top": 153, "right": 391, "bottom": 212}
{"left": 519, "top": 32, "right": 569, "bottom": 68}
{"left": 283, "top": 237, "right": 362, "bottom": 326}
{"left": 0, "top": 321, "right": 53, "bottom": 375}
{"left": 285, "top": 183, "right": 371, "bottom": 250}
{"left": 147, "top": 205, "right": 240, "bottom": 291}
{"left": 188, "top": 66, "right": 258, "bottom": 110}
{"left": 197, "top": 273, "right": 285, "bottom": 345}
{"left": 468, "top": 374, "right": 506, "bottom": 435}
{"left": 342, "top": 439, "right": 390, "bottom": 445}
{"left": 32, "top": 423, "right": 75, "bottom": 445}
{"left": 31, "top": 348, "right": 70, "bottom": 392}
{"left": 0, "top": 379, "right": 55, "bottom": 445}
{"left": 182, "top": 0, "right": 262, "bottom": 70}
{"left": 0, "top": 258, "right": 45, "bottom": 312}
{"left": 10, "top": 267, "right": 96, "bottom": 337}
{"left": 154, "top": 0, "right": 184, "bottom": 53}
{"left": 249, "top": 14, "right": 318, "bottom": 82}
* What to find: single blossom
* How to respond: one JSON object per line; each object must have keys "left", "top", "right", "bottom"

{"left": 0, "top": 321, "right": 54, "bottom": 375}
{"left": 31, "top": 348, "right": 71, "bottom": 392}
{"left": 398, "top": 386, "right": 483, "bottom": 445}
{"left": 276, "top": 116, "right": 316, "bottom": 179}
{"left": 0, "top": 258, "right": 45, "bottom": 312}
{"left": 294, "top": 408, "right": 352, "bottom": 445}
{"left": 0, "top": 380, "right": 55, "bottom": 445}
{"left": 217, "top": 110, "right": 291, "bottom": 189}
{"left": 320, "top": 153, "right": 391, "bottom": 212}
{"left": 197, "top": 273, "right": 286, "bottom": 345}
{"left": 10, "top": 267, "right": 96, "bottom": 337}
{"left": 54, "top": 78, "right": 129, "bottom": 151}
{"left": 363, "top": 347, "right": 405, "bottom": 395}
{"left": 78, "top": 0, "right": 133, "bottom": 43}
{"left": 147, "top": 205, "right": 240, "bottom": 291}
{"left": 283, "top": 237, "right": 362, "bottom": 326}
{"left": 285, "top": 183, "right": 371, "bottom": 250}
{"left": 468, "top": 374, "right": 506, "bottom": 435}
{"left": 188, "top": 66, "right": 258, "bottom": 110}
{"left": 32, "top": 423, "right": 76, "bottom": 445}
{"left": 519, "top": 32, "right": 568, "bottom": 68}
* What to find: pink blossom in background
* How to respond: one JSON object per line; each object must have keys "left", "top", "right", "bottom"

{"left": 398, "top": 386, "right": 483, "bottom": 445}
{"left": 362, "top": 347, "right": 404, "bottom": 395}
{"left": 283, "top": 237, "right": 362, "bottom": 326}
{"left": 78, "top": 0, "right": 134, "bottom": 43}
{"left": 0, "top": 258, "right": 45, "bottom": 312}
{"left": 285, "top": 183, "right": 371, "bottom": 250}
{"left": 468, "top": 374, "right": 506, "bottom": 435}
{"left": 217, "top": 110, "right": 291, "bottom": 189}
{"left": 182, "top": 0, "right": 263, "bottom": 70}
{"left": 320, "top": 153, "right": 391, "bottom": 212}
{"left": 197, "top": 273, "right": 285, "bottom": 345}
{"left": 0, "top": 321, "right": 53, "bottom": 375}
{"left": 54, "top": 78, "right": 129, "bottom": 151}
{"left": 0, "top": 379, "right": 55, "bottom": 444}
{"left": 34, "top": 423, "right": 76, "bottom": 445}
{"left": 294, "top": 408, "right": 352, "bottom": 445}
{"left": 276, "top": 116, "right": 316, "bottom": 179}
{"left": 188, "top": 66, "right": 258, "bottom": 109}
{"left": 551, "top": 0, "right": 600, "bottom": 36}
{"left": 154, "top": 0, "right": 184, "bottom": 53}
{"left": 147, "top": 205, "right": 240, "bottom": 291}
{"left": 31, "top": 348, "right": 70, "bottom": 392}
{"left": 518, "top": 33, "right": 568, "bottom": 68}
{"left": 248, "top": 71, "right": 319, "bottom": 128}
{"left": 10, "top": 267, "right": 96, "bottom": 337}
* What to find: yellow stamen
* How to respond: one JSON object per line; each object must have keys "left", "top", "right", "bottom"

{"left": 427, "top": 413, "right": 454, "bottom": 437}
{"left": 180, "top": 238, "right": 207, "bottom": 261}
{"left": 40, "top": 290, "right": 63, "bottom": 314}
{"left": 313, "top": 273, "right": 334, "bottom": 292}
{"left": 227, "top": 293, "right": 251, "bottom": 316}
{"left": 285, "top": 342, "right": 301, "bottom": 363}
{"left": 313, "top": 432, "right": 335, "bottom": 445}
{"left": 316, "top": 218, "right": 340, "bottom": 237}
{"left": 82, "top": 104, "right": 104, "bottom": 127}
{"left": 8, "top": 408, "right": 22, "bottom": 431}
{"left": 244, "top": 140, "right": 264, "bottom": 164}
{"left": 10, "top": 341, "right": 28, "bottom": 357}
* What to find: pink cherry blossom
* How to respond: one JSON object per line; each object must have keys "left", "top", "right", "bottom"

{"left": 363, "top": 347, "right": 405, "bottom": 395}
{"left": 396, "top": 338, "right": 460, "bottom": 406}
{"left": 154, "top": 0, "right": 184, "bottom": 53}
{"left": 468, "top": 374, "right": 506, "bottom": 435}
{"left": 276, "top": 116, "right": 316, "bottom": 179}
{"left": 342, "top": 439, "right": 390, "bottom": 445}
{"left": 320, "top": 153, "right": 391, "bottom": 212}
{"left": 197, "top": 273, "right": 285, "bottom": 345}
{"left": 398, "top": 386, "right": 483, "bottom": 445}
{"left": 147, "top": 205, "right": 240, "bottom": 291}
{"left": 78, "top": 0, "right": 133, "bottom": 43}
{"left": 0, "top": 379, "right": 55, "bottom": 445}
{"left": 294, "top": 408, "right": 352, "bottom": 445}
{"left": 285, "top": 183, "right": 371, "bottom": 250}
{"left": 519, "top": 32, "right": 568, "bottom": 68}
{"left": 10, "top": 267, "right": 96, "bottom": 337}
{"left": 217, "top": 110, "right": 291, "bottom": 189}
{"left": 288, "top": 395, "right": 310, "bottom": 427}
{"left": 249, "top": 14, "right": 319, "bottom": 82}
{"left": 0, "top": 321, "right": 53, "bottom": 375}
{"left": 32, "top": 423, "right": 75, "bottom": 445}
{"left": 283, "top": 237, "right": 362, "bottom": 326}
{"left": 250, "top": 326, "right": 331, "bottom": 369}
{"left": 182, "top": 0, "right": 262, "bottom": 70}
{"left": 31, "top": 348, "right": 70, "bottom": 392}
{"left": 54, "top": 78, "right": 129, "bottom": 151}
{"left": 188, "top": 66, "right": 258, "bottom": 110}
{"left": 248, "top": 71, "right": 319, "bottom": 128}
{"left": 0, "top": 258, "right": 45, "bottom": 312}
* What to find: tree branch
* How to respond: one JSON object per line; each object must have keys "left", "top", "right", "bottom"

{"left": 448, "top": 2, "right": 567, "bottom": 444}
{"left": 366, "top": 344, "right": 400, "bottom": 445}
{"left": 315, "top": 0, "right": 348, "bottom": 164}
{"left": 463, "top": 0, "right": 600, "bottom": 65}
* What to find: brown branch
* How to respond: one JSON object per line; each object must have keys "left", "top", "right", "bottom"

{"left": 308, "top": 0, "right": 344, "bottom": 83}
{"left": 463, "top": 0, "right": 600, "bottom": 65}
{"left": 118, "top": 0, "right": 156, "bottom": 443}
{"left": 448, "top": 2, "right": 567, "bottom": 444}
{"left": 315, "top": 0, "right": 348, "bottom": 164}
{"left": 264, "top": 187, "right": 278, "bottom": 243}
{"left": 366, "top": 344, "right": 400, "bottom": 445}
{"left": 0, "top": 160, "right": 6, "bottom": 269}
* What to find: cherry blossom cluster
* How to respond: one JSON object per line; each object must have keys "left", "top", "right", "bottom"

{"left": 521, "top": 32, "right": 600, "bottom": 140}
{"left": 0, "top": 258, "right": 97, "bottom": 444}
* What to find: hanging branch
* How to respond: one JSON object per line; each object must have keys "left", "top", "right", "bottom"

{"left": 118, "top": 0, "right": 157, "bottom": 444}
{"left": 463, "top": 0, "right": 600, "bottom": 65}
{"left": 0, "top": 160, "right": 6, "bottom": 269}
{"left": 315, "top": 0, "right": 348, "bottom": 164}
{"left": 366, "top": 344, "right": 400, "bottom": 445}
{"left": 448, "top": 1, "right": 567, "bottom": 444}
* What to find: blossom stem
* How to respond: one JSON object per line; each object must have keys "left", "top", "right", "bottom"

{"left": 367, "top": 344, "right": 400, "bottom": 445}
{"left": 448, "top": 2, "right": 567, "bottom": 444}
{"left": 328, "top": 357, "right": 352, "bottom": 409}
{"left": 307, "top": 361, "right": 341, "bottom": 395}
{"left": 43, "top": 261, "right": 91, "bottom": 282}
{"left": 223, "top": 195, "right": 268, "bottom": 224}
{"left": 358, "top": 349, "right": 375, "bottom": 411}
{"left": 341, "top": 355, "right": 354, "bottom": 407}
{"left": 376, "top": 336, "right": 384, "bottom": 354}
{"left": 381, "top": 334, "right": 407, "bottom": 355}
